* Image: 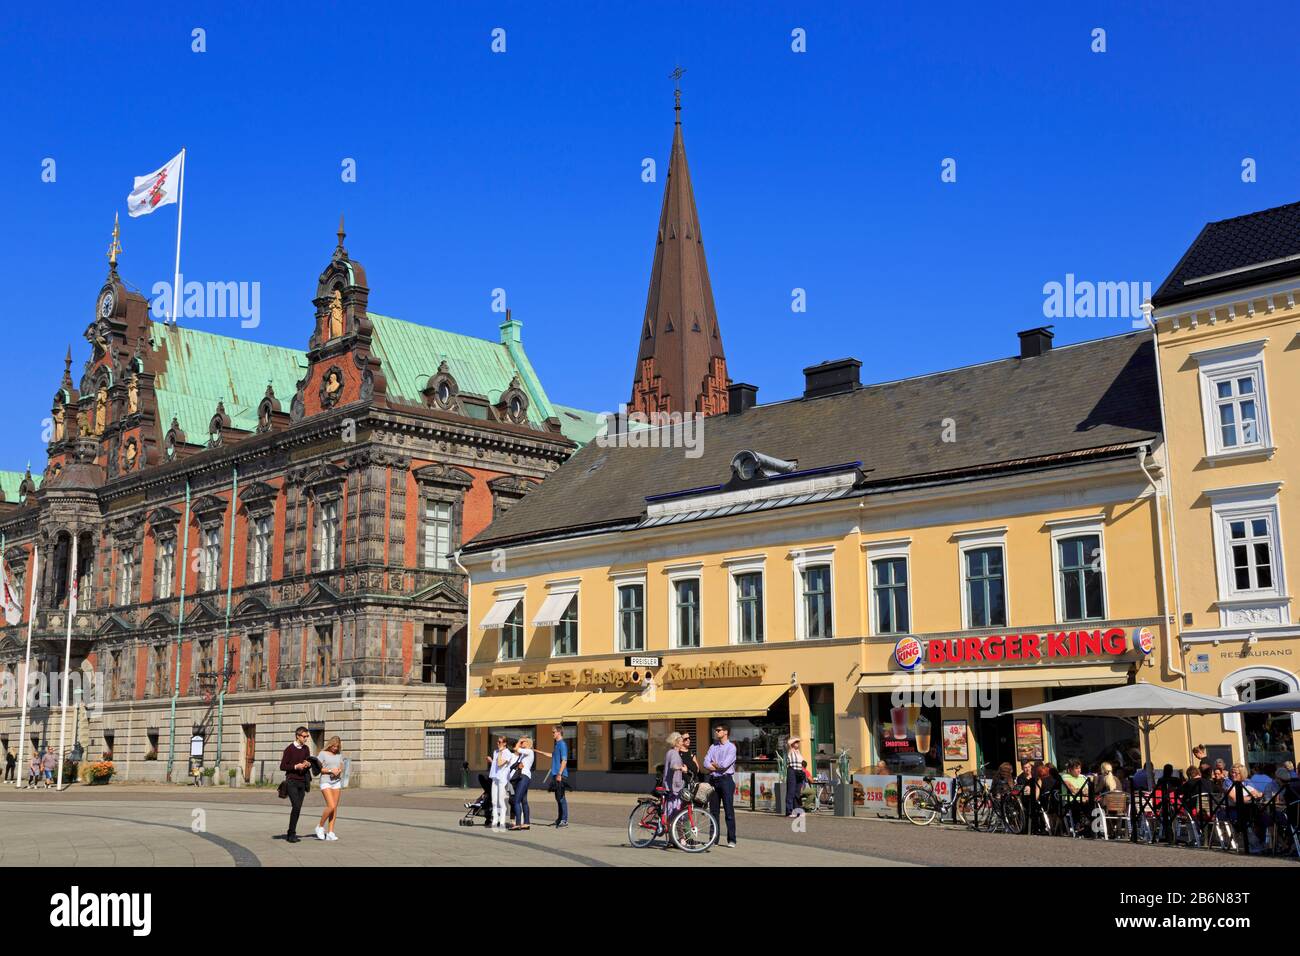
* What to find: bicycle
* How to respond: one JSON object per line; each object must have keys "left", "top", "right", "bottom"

{"left": 903, "top": 773, "right": 975, "bottom": 826}
{"left": 626, "top": 774, "right": 719, "bottom": 853}
{"left": 808, "top": 773, "right": 835, "bottom": 813}
{"left": 963, "top": 768, "right": 1023, "bottom": 834}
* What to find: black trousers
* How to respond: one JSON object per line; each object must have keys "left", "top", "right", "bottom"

{"left": 708, "top": 775, "right": 737, "bottom": 843}
{"left": 286, "top": 778, "right": 307, "bottom": 836}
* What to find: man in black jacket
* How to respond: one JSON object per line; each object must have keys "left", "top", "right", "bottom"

{"left": 280, "top": 727, "right": 313, "bottom": 843}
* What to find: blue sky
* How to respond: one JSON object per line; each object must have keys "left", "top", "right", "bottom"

{"left": 3, "top": 1, "right": 1297, "bottom": 470}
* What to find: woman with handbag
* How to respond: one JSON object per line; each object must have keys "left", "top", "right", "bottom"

{"left": 490, "top": 736, "right": 516, "bottom": 830}
{"left": 784, "top": 736, "right": 807, "bottom": 817}
{"left": 509, "top": 737, "right": 535, "bottom": 831}
{"left": 662, "top": 732, "right": 689, "bottom": 828}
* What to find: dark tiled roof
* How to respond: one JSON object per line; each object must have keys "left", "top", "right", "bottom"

{"left": 465, "top": 331, "right": 1161, "bottom": 552}
{"left": 1152, "top": 201, "right": 1300, "bottom": 308}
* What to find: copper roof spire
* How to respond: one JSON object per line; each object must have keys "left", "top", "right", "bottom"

{"left": 628, "top": 78, "right": 730, "bottom": 418}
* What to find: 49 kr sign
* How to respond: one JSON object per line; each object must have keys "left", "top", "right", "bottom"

{"left": 896, "top": 627, "right": 1146, "bottom": 669}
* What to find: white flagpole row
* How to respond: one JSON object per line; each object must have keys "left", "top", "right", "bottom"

{"left": 15, "top": 544, "right": 39, "bottom": 789}
{"left": 56, "top": 534, "right": 77, "bottom": 790}
{"left": 170, "top": 147, "right": 186, "bottom": 325}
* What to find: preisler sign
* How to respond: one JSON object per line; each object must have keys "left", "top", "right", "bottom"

{"left": 924, "top": 627, "right": 1138, "bottom": 666}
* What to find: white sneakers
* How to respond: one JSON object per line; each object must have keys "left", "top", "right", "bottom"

{"left": 315, "top": 826, "right": 326, "bottom": 841}
{"left": 326, "top": 832, "right": 338, "bottom": 841}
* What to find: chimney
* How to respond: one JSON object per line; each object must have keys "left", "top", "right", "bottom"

{"left": 1017, "top": 326, "right": 1054, "bottom": 359}
{"left": 803, "top": 358, "right": 862, "bottom": 399}
{"left": 499, "top": 308, "right": 522, "bottom": 345}
{"left": 727, "top": 382, "right": 758, "bottom": 415}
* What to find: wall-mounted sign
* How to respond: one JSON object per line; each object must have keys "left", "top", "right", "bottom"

{"left": 1014, "top": 719, "right": 1045, "bottom": 762}
{"left": 925, "top": 627, "right": 1135, "bottom": 667}
{"left": 1134, "top": 627, "right": 1155, "bottom": 656}
{"left": 942, "top": 719, "right": 969, "bottom": 762}
{"left": 482, "top": 660, "right": 767, "bottom": 691}
{"left": 893, "top": 636, "right": 923, "bottom": 671}
{"left": 625, "top": 656, "right": 661, "bottom": 668}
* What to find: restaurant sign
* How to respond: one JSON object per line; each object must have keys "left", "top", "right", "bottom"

{"left": 923, "top": 627, "right": 1138, "bottom": 667}
{"left": 482, "top": 659, "right": 768, "bottom": 691}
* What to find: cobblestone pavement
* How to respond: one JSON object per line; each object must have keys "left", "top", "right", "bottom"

{"left": 0, "top": 784, "right": 1288, "bottom": 867}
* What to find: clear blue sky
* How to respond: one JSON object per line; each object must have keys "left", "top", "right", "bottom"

{"left": 3, "top": 1, "right": 1297, "bottom": 470}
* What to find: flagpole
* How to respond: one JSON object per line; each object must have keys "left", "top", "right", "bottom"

{"left": 56, "top": 534, "right": 78, "bottom": 790}
{"left": 15, "top": 541, "right": 39, "bottom": 790}
{"left": 170, "top": 147, "right": 186, "bottom": 325}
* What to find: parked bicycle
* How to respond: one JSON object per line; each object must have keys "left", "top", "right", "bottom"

{"left": 626, "top": 773, "right": 719, "bottom": 852}
{"left": 903, "top": 772, "right": 976, "bottom": 827}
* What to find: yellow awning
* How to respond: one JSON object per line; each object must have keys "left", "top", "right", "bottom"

{"left": 444, "top": 692, "right": 592, "bottom": 729}
{"left": 564, "top": 684, "right": 788, "bottom": 722}
{"left": 856, "top": 663, "right": 1134, "bottom": 694}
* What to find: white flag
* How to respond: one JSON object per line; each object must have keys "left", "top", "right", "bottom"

{"left": 0, "top": 560, "right": 20, "bottom": 626}
{"left": 127, "top": 151, "right": 184, "bottom": 218}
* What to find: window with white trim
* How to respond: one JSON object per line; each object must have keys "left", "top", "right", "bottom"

{"left": 616, "top": 583, "right": 645, "bottom": 652}
{"left": 499, "top": 601, "right": 524, "bottom": 660}
{"left": 1207, "top": 484, "right": 1289, "bottom": 629}
{"left": 800, "top": 564, "right": 833, "bottom": 639}
{"left": 735, "top": 572, "right": 764, "bottom": 644}
{"left": 423, "top": 500, "right": 453, "bottom": 570}
{"left": 316, "top": 500, "right": 339, "bottom": 572}
{"left": 963, "top": 545, "right": 1007, "bottom": 628}
{"left": 1194, "top": 340, "right": 1273, "bottom": 458}
{"left": 553, "top": 594, "right": 579, "bottom": 657}
{"left": 1227, "top": 514, "right": 1276, "bottom": 594}
{"left": 250, "top": 515, "right": 273, "bottom": 583}
{"left": 155, "top": 537, "right": 175, "bottom": 600}
{"left": 673, "top": 578, "right": 701, "bottom": 648}
{"left": 200, "top": 526, "right": 222, "bottom": 592}
{"left": 1056, "top": 533, "right": 1106, "bottom": 622}
{"left": 117, "top": 547, "right": 135, "bottom": 605}
{"left": 872, "top": 557, "right": 910, "bottom": 635}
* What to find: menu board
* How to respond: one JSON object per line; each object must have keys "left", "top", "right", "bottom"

{"left": 734, "top": 772, "right": 754, "bottom": 809}
{"left": 942, "top": 720, "right": 969, "bottom": 762}
{"left": 852, "top": 774, "right": 899, "bottom": 814}
{"left": 753, "top": 771, "right": 780, "bottom": 811}
{"left": 1014, "top": 719, "right": 1045, "bottom": 762}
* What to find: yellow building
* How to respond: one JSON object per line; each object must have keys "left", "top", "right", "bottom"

{"left": 1149, "top": 201, "right": 1300, "bottom": 774}
{"left": 453, "top": 329, "right": 1179, "bottom": 792}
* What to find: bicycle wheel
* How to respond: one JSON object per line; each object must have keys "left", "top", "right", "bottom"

{"left": 903, "top": 788, "right": 939, "bottom": 826}
{"left": 1001, "top": 796, "right": 1026, "bottom": 835}
{"left": 954, "top": 790, "right": 976, "bottom": 827}
{"left": 670, "top": 807, "right": 718, "bottom": 852}
{"left": 626, "top": 802, "right": 661, "bottom": 848}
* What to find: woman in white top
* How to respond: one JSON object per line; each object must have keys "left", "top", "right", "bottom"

{"left": 315, "top": 736, "right": 345, "bottom": 841}
{"left": 509, "top": 737, "right": 536, "bottom": 831}
{"left": 490, "top": 736, "right": 516, "bottom": 829}
{"left": 784, "top": 736, "right": 807, "bottom": 817}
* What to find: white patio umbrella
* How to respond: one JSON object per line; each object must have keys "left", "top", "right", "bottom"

{"left": 1225, "top": 691, "right": 1300, "bottom": 714}
{"left": 1006, "top": 682, "right": 1233, "bottom": 788}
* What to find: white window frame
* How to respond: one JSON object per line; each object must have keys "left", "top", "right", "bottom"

{"left": 423, "top": 499, "right": 453, "bottom": 571}
{"left": 724, "top": 555, "right": 767, "bottom": 645}
{"left": 251, "top": 515, "right": 273, "bottom": 584}
{"left": 611, "top": 571, "right": 648, "bottom": 653}
{"left": 791, "top": 546, "right": 835, "bottom": 641}
{"left": 955, "top": 528, "right": 1009, "bottom": 630}
{"left": 665, "top": 563, "right": 703, "bottom": 650}
{"left": 1192, "top": 339, "right": 1275, "bottom": 462}
{"left": 1047, "top": 517, "right": 1109, "bottom": 624}
{"left": 494, "top": 585, "right": 527, "bottom": 662}
{"left": 1207, "top": 484, "right": 1288, "bottom": 618}
{"left": 864, "top": 538, "right": 912, "bottom": 637}
{"left": 156, "top": 537, "right": 175, "bottom": 600}
{"left": 200, "top": 526, "right": 222, "bottom": 592}
{"left": 117, "top": 547, "right": 135, "bottom": 606}
{"left": 316, "top": 500, "right": 340, "bottom": 572}
{"left": 545, "top": 580, "right": 580, "bottom": 658}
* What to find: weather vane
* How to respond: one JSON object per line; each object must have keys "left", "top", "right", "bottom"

{"left": 107, "top": 212, "right": 122, "bottom": 267}
{"left": 670, "top": 65, "right": 686, "bottom": 117}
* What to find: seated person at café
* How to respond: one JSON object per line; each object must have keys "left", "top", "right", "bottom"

{"left": 1061, "top": 759, "right": 1089, "bottom": 797}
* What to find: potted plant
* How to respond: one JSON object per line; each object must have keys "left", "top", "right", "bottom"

{"left": 88, "top": 760, "right": 115, "bottom": 785}
{"left": 227, "top": 768, "right": 238, "bottom": 787}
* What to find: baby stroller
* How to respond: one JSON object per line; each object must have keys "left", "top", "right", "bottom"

{"left": 460, "top": 773, "right": 495, "bottom": 827}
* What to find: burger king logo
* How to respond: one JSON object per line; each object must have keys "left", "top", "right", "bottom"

{"left": 1135, "top": 627, "right": 1155, "bottom": 656}
{"left": 894, "top": 636, "right": 923, "bottom": 671}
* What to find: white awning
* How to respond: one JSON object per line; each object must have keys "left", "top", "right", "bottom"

{"left": 478, "top": 595, "right": 521, "bottom": 630}
{"left": 532, "top": 591, "right": 575, "bottom": 627}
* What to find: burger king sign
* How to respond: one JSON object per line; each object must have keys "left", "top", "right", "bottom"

{"left": 1134, "top": 626, "right": 1155, "bottom": 656}
{"left": 894, "top": 636, "right": 923, "bottom": 671}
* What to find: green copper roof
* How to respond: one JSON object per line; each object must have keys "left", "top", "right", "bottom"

{"left": 0, "top": 470, "right": 39, "bottom": 503}
{"left": 151, "top": 322, "right": 306, "bottom": 439}
{"left": 148, "top": 316, "right": 597, "bottom": 446}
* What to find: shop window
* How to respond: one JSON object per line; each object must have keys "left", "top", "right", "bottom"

{"left": 800, "top": 564, "right": 833, "bottom": 639}
{"left": 672, "top": 578, "right": 701, "bottom": 648}
{"left": 711, "top": 694, "right": 789, "bottom": 771}
{"left": 872, "top": 557, "right": 909, "bottom": 635}
{"left": 611, "top": 721, "right": 649, "bottom": 774}
{"left": 873, "top": 695, "right": 941, "bottom": 775}
{"left": 616, "top": 583, "right": 644, "bottom": 652}
{"left": 1046, "top": 685, "right": 1140, "bottom": 773}
{"left": 553, "top": 597, "right": 578, "bottom": 657}
{"left": 733, "top": 571, "right": 764, "bottom": 644}
{"left": 963, "top": 546, "right": 1006, "bottom": 628}
{"left": 1233, "top": 678, "right": 1295, "bottom": 775}
{"left": 1056, "top": 533, "right": 1105, "bottom": 622}
{"left": 499, "top": 602, "right": 524, "bottom": 661}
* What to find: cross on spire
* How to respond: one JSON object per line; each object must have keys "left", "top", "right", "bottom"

{"left": 670, "top": 65, "right": 686, "bottom": 123}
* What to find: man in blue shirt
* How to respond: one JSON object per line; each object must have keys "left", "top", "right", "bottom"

{"left": 704, "top": 724, "right": 738, "bottom": 848}
{"left": 538, "top": 725, "right": 570, "bottom": 828}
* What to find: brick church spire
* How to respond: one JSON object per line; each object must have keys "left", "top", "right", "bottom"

{"left": 629, "top": 79, "right": 729, "bottom": 417}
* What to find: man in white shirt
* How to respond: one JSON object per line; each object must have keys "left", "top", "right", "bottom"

{"left": 489, "top": 735, "right": 516, "bottom": 830}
